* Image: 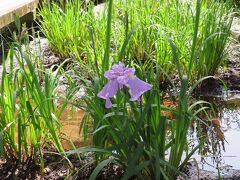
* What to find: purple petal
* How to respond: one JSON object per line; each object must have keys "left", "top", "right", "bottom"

{"left": 105, "top": 98, "right": 112, "bottom": 108}
{"left": 97, "top": 79, "right": 119, "bottom": 108}
{"left": 104, "top": 62, "right": 136, "bottom": 84}
{"left": 98, "top": 62, "right": 151, "bottom": 108}
{"left": 112, "top": 62, "right": 125, "bottom": 71}
{"left": 126, "top": 77, "right": 152, "bottom": 101}
{"left": 117, "top": 75, "right": 130, "bottom": 85}
{"left": 116, "top": 67, "right": 135, "bottom": 85}
{"left": 124, "top": 67, "right": 135, "bottom": 77}
{"left": 104, "top": 70, "right": 117, "bottom": 80}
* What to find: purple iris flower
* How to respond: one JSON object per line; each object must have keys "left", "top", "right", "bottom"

{"left": 97, "top": 62, "right": 152, "bottom": 108}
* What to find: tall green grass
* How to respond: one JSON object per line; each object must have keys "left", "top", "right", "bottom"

{"left": 64, "top": 0, "right": 217, "bottom": 179}
{"left": 195, "top": 1, "right": 233, "bottom": 78}
{"left": 38, "top": 0, "right": 108, "bottom": 66}
{"left": 0, "top": 41, "right": 67, "bottom": 163}
{"left": 114, "top": 0, "right": 233, "bottom": 79}
{"left": 38, "top": 0, "right": 233, "bottom": 81}
{"left": 39, "top": 1, "right": 87, "bottom": 58}
{"left": 36, "top": 0, "right": 233, "bottom": 178}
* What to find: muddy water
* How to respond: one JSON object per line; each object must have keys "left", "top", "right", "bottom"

{"left": 59, "top": 108, "right": 91, "bottom": 150}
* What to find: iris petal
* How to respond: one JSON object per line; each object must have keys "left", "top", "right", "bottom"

{"left": 126, "top": 77, "right": 153, "bottom": 101}
{"left": 98, "top": 62, "right": 152, "bottom": 108}
{"left": 97, "top": 79, "right": 119, "bottom": 108}
{"left": 105, "top": 98, "right": 112, "bottom": 108}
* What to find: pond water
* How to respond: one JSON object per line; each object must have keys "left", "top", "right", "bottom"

{"left": 58, "top": 90, "right": 240, "bottom": 178}
{"left": 59, "top": 108, "right": 90, "bottom": 150}
{"left": 192, "top": 91, "right": 240, "bottom": 174}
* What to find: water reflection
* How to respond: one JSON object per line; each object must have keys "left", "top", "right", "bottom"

{"left": 192, "top": 92, "right": 240, "bottom": 172}
{"left": 221, "top": 108, "right": 240, "bottom": 130}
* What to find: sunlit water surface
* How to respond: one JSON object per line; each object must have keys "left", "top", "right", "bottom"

{"left": 193, "top": 92, "right": 240, "bottom": 172}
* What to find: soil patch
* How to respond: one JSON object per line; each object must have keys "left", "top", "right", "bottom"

{"left": 0, "top": 147, "right": 124, "bottom": 180}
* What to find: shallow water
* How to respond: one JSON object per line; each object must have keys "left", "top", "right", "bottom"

{"left": 58, "top": 92, "right": 240, "bottom": 174}
{"left": 59, "top": 108, "right": 90, "bottom": 150}
{"left": 193, "top": 91, "right": 240, "bottom": 173}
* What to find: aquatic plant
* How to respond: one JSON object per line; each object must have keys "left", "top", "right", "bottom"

{"left": 38, "top": 0, "right": 108, "bottom": 66}
{"left": 0, "top": 41, "right": 68, "bottom": 164}
{"left": 65, "top": 0, "right": 212, "bottom": 179}
{"left": 38, "top": 0, "right": 233, "bottom": 81}
{"left": 71, "top": 63, "right": 210, "bottom": 179}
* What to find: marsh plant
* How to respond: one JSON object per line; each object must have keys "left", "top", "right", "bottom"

{"left": 65, "top": 0, "right": 215, "bottom": 179}
{"left": 38, "top": 0, "right": 107, "bottom": 65}
{"left": 39, "top": 0, "right": 233, "bottom": 81}
{"left": 0, "top": 41, "right": 68, "bottom": 164}
{"left": 0, "top": 0, "right": 233, "bottom": 178}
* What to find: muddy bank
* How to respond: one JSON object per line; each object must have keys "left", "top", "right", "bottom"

{"left": 0, "top": 149, "right": 123, "bottom": 180}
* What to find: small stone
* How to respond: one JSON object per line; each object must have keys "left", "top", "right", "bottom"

{"left": 44, "top": 167, "right": 51, "bottom": 173}
{"left": 14, "top": 169, "right": 19, "bottom": 175}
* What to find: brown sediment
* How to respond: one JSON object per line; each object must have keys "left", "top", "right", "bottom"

{"left": 161, "top": 98, "right": 177, "bottom": 119}
{"left": 211, "top": 118, "right": 221, "bottom": 127}
{"left": 59, "top": 108, "right": 92, "bottom": 150}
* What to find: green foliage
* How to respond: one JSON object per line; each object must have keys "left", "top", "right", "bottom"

{"left": 0, "top": 0, "right": 233, "bottom": 177}
{"left": 73, "top": 52, "right": 210, "bottom": 179}
{"left": 195, "top": 2, "right": 233, "bottom": 78}
{"left": 0, "top": 42, "right": 66, "bottom": 163}
{"left": 65, "top": 0, "right": 215, "bottom": 179}
{"left": 38, "top": 1, "right": 108, "bottom": 67}
{"left": 39, "top": 0, "right": 233, "bottom": 80}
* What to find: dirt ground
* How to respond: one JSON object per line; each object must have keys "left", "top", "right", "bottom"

{"left": 0, "top": 148, "right": 124, "bottom": 180}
